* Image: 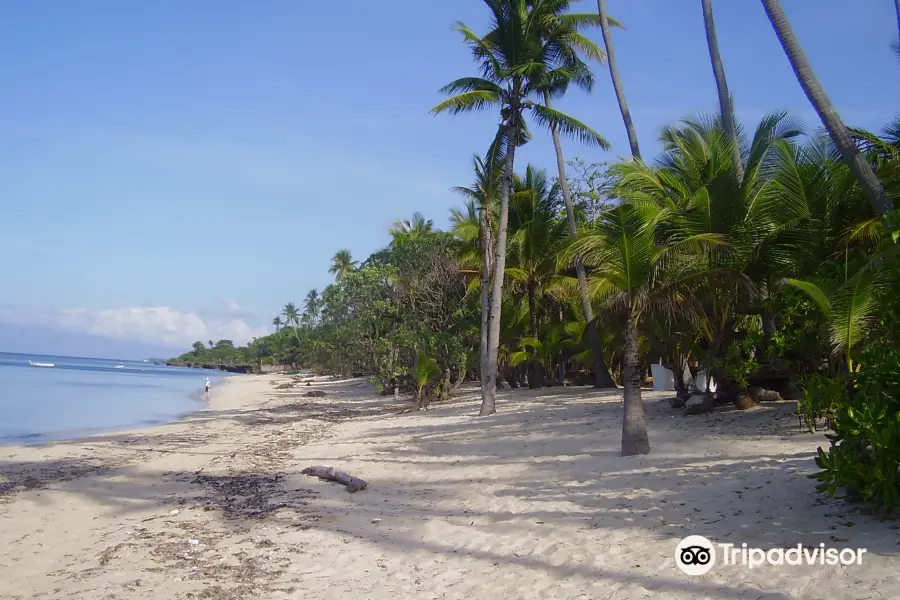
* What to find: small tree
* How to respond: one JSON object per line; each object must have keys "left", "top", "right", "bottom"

{"left": 413, "top": 352, "right": 441, "bottom": 411}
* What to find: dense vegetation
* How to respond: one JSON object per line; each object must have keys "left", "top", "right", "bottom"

{"left": 173, "top": 0, "right": 900, "bottom": 509}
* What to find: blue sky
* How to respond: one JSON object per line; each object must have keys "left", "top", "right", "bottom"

{"left": 1, "top": 0, "right": 898, "bottom": 357}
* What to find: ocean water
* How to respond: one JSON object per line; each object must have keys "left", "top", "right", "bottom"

{"left": 0, "top": 352, "right": 230, "bottom": 445}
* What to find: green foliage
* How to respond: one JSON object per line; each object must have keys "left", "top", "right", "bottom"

{"left": 716, "top": 333, "right": 760, "bottom": 389}
{"left": 810, "top": 282, "right": 900, "bottom": 509}
{"left": 798, "top": 373, "right": 843, "bottom": 433}
{"left": 414, "top": 352, "right": 441, "bottom": 395}
{"left": 165, "top": 0, "right": 900, "bottom": 499}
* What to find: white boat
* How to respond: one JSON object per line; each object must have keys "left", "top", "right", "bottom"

{"left": 28, "top": 360, "right": 55, "bottom": 368}
{"left": 113, "top": 364, "right": 125, "bottom": 369}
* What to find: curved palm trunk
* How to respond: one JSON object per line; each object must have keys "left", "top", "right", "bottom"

{"left": 545, "top": 92, "right": 617, "bottom": 388}
{"left": 598, "top": 0, "right": 642, "bottom": 161}
{"left": 701, "top": 0, "right": 744, "bottom": 182}
{"left": 481, "top": 113, "right": 518, "bottom": 416}
{"left": 761, "top": 0, "right": 890, "bottom": 216}
{"left": 621, "top": 306, "right": 650, "bottom": 455}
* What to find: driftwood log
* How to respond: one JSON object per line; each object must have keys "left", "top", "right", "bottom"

{"left": 300, "top": 466, "right": 368, "bottom": 493}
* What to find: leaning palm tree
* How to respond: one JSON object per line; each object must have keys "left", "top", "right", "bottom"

{"left": 329, "top": 249, "right": 357, "bottom": 281}
{"left": 701, "top": 0, "right": 743, "bottom": 181}
{"left": 761, "top": 0, "right": 891, "bottom": 216}
{"left": 433, "top": 0, "right": 608, "bottom": 415}
{"left": 597, "top": 0, "right": 641, "bottom": 160}
{"left": 534, "top": 4, "right": 618, "bottom": 387}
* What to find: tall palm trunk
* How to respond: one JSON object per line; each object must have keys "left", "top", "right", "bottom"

{"left": 479, "top": 204, "right": 494, "bottom": 391}
{"left": 621, "top": 305, "right": 650, "bottom": 455}
{"left": 598, "top": 0, "right": 642, "bottom": 161}
{"left": 481, "top": 111, "right": 518, "bottom": 416}
{"left": 545, "top": 92, "right": 616, "bottom": 388}
{"left": 701, "top": 0, "right": 743, "bottom": 181}
{"left": 761, "top": 0, "right": 890, "bottom": 216}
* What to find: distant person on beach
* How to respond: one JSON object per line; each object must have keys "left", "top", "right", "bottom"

{"left": 204, "top": 378, "right": 211, "bottom": 395}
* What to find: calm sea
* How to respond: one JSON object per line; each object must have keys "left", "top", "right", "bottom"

{"left": 0, "top": 352, "right": 229, "bottom": 445}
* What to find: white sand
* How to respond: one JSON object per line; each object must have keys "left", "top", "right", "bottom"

{"left": 0, "top": 375, "right": 896, "bottom": 599}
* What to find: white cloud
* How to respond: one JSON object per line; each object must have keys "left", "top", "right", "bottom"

{"left": 0, "top": 305, "right": 270, "bottom": 348}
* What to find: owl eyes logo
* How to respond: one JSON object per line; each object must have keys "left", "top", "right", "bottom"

{"left": 680, "top": 545, "right": 712, "bottom": 565}
{"left": 676, "top": 535, "right": 716, "bottom": 575}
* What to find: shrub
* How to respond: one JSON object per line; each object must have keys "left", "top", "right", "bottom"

{"left": 798, "top": 373, "right": 843, "bottom": 433}
{"left": 810, "top": 293, "right": 900, "bottom": 510}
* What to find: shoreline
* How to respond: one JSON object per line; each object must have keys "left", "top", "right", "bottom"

{"left": 0, "top": 372, "right": 239, "bottom": 448}
{"left": 1, "top": 375, "right": 898, "bottom": 599}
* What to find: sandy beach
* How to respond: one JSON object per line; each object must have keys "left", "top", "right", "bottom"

{"left": 0, "top": 375, "right": 897, "bottom": 600}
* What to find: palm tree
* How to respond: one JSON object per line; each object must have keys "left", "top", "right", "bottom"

{"left": 628, "top": 112, "right": 803, "bottom": 372}
{"left": 281, "top": 302, "right": 302, "bottom": 344}
{"left": 389, "top": 212, "right": 434, "bottom": 245}
{"left": 329, "top": 249, "right": 357, "bottom": 281}
{"left": 508, "top": 165, "right": 568, "bottom": 338}
{"left": 701, "top": 0, "right": 743, "bottom": 181}
{"left": 507, "top": 165, "right": 569, "bottom": 387}
{"left": 433, "top": 0, "right": 608, "bottom": 415}
{"left": 761, "top": 0, "right": 891, "bottom": 216}
{"left": 767, "top": 129, "right": 893, "bottom": 372}
{"left": 535, "top": 4, "right": 618, "bottom": 388}
{"left": 784, "top": 271, "right": 885, "bottom": 373}
{"left": 564, "top": 203, "right": 670, "bottom": 455}
{"left": 272, "top": 316, "right": 282, "bottom": 332}
{"left": 452, "top": 154, "right": 501, "bottom": 388}
{"left": 304, "top": 289, "right": 320, "bottom": 323}
{"left": 597, "top": 0, "right": 641, "bottom": 160}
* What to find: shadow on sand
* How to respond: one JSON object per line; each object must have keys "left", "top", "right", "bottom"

{"left": 1, "top": 380, "right": 896, "bottom": 599}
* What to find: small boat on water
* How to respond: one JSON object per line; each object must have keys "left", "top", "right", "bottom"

{"left": 113, "top": 364, "right": 125, "bottom": 369}
{"left": 28, "top": 360, "right": 55, "bottom": 368}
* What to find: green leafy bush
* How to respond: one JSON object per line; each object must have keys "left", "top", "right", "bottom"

{"left": 798, "top": 373, "right": 843, "bottom": 433}
{"left": 810, "top": 293, "right": 900, "bottom": 510}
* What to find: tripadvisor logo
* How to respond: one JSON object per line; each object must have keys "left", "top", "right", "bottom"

{"left": 676, "top": 535, "right": 716, "bottom": 575}
{"left": 675, "top": 535, "right": 867, "bottom": 575}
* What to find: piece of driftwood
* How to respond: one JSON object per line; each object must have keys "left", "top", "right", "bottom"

{"left": 300, "top": 466, "right": 368, "bottom": 493}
